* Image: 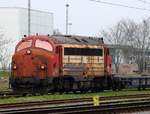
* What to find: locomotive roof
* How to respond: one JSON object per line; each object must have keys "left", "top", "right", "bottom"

{"left": 50, "top": 35, "right": 104, "bottom": 45}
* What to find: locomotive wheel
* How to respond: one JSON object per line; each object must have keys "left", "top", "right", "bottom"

{"left": 138, "top": 87, "right": 141, "bottom": 91}
{"left": 22, "top": 93, "right": 27, "bottom": 96}
{"left": 53, "top": 78, "right": 64, "bottom": 93}
{"left": 63, "top": 79, "right": 72, "bottom": 93}
{"left": 39, "top": 88, "right": 48, "bottom": 95}
{"left": 77, "top": 81, "right": 89, "bottom": 93}
{"left": 32, "top": 83, "right": 49, "bottom": 95}
{"left": 92, "top": 78, "right": 104, "bottom": 92}
{"left": 53, "top": 77, "right": 74, "bottom": 93}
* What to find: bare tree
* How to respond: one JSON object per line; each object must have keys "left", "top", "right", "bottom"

{"left": 101, "top": 18, "right": 150, "bottom": 73}
{"left": 101, "top": 19, "right": 134, "bottom": 73}
{"left": 131, "top": 18, "right": 150, "bottom": 72}
{"left": 123, "top": 18, "right": 150, "bottom": 72}
{"left": 0, "top": 29, "right": 11, "bottom": 71}
{"left": 0, "top": 48, "right": 11, "bottom": 71}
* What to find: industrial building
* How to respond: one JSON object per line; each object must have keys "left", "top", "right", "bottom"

{"left": 0, "top": 7, "right": 53, "bottom": 44}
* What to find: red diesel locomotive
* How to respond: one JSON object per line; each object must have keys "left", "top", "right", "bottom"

{"left": 10, "top": 35, "right": 112, "bottom": 94}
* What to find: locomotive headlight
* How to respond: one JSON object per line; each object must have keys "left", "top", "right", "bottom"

{"left": 13, "top": 65, "right": 17, "bottom": 70}
{"left": 40, "top": 65, "right": 45, "bottom": 70}
{"left": 26, "top": 50, "right": 31, "bottom": 55}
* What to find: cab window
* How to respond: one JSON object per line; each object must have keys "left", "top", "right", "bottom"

{"left": 17, "top": 40, "right": 32, "bottom": 51}
{"left": 35, "top": 39, "right": 53, "bottom": 52}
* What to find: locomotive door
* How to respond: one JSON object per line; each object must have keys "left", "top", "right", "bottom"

{"left": 56, "top": 46, "right": 63, "bottom": 76}
{"left": 104, "top": 47, "right": 111, "bottom": 76}
{"left": 104, "top": 47, "right": 108, "bottom": 76}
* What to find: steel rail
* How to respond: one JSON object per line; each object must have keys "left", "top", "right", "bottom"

{"left": 0, "top": 93, "right": 150, "bottom": 108}
{"left": 1, "top": 98, "right": 150, "bottom": 114}
{"left": 1, "top": 95, "right": 150, "bottom": 114}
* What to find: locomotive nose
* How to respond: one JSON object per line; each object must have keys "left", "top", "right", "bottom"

{"left": 12, "top": 49, "right": 47, "bottom": 78}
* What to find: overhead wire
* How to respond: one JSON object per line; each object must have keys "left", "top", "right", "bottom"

{"left": 90, "top": 0, "right": 150, "bottom": 12}
{"left": 137, "top": 0, "right": 150, "bottom": 5}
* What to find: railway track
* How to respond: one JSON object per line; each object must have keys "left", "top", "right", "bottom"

{"left": 1, "top": 89, "right": 150, "bottom": 99}
{"left": 1, "top": 94, "right": 150, "bottom": 114}
{"left": 0, "top": 91, "right": 21, "bottom": 98}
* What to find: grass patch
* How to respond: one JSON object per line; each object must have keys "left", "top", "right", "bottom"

{"left": 0, "top": 71, "right": 9, "bottom": 92}
{"left": 0, "top": 80, "right": 9, "bottom": 91}
{"left": 0, "top": 71, "right": 9, "bottom": 77}
{"left": 1, "top": 90, "right": 150, "bottom": 104}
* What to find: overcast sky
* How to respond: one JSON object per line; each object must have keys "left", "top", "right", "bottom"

{"left": 0, "top": 0, "right": 150, "bottom": 36}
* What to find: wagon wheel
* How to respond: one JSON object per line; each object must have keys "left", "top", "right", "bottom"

{"left": 77, "top": 82, "right": 87, "bottom": 93}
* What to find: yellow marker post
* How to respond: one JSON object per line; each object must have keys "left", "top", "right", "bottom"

{"left": 93, "top": 96, "right": 100, "bottom": 106}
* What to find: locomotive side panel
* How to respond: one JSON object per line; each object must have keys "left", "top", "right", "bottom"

{"left": 62, "top": 44, "right": 105, "bottom": 77}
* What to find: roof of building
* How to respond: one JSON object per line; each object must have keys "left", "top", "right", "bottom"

{"left": 0, "top": 7, "right": 53, "bottom": 14}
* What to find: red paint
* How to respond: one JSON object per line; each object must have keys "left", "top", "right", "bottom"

{"left": 12, "top": 35, "right": 112, "bottom": 80}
